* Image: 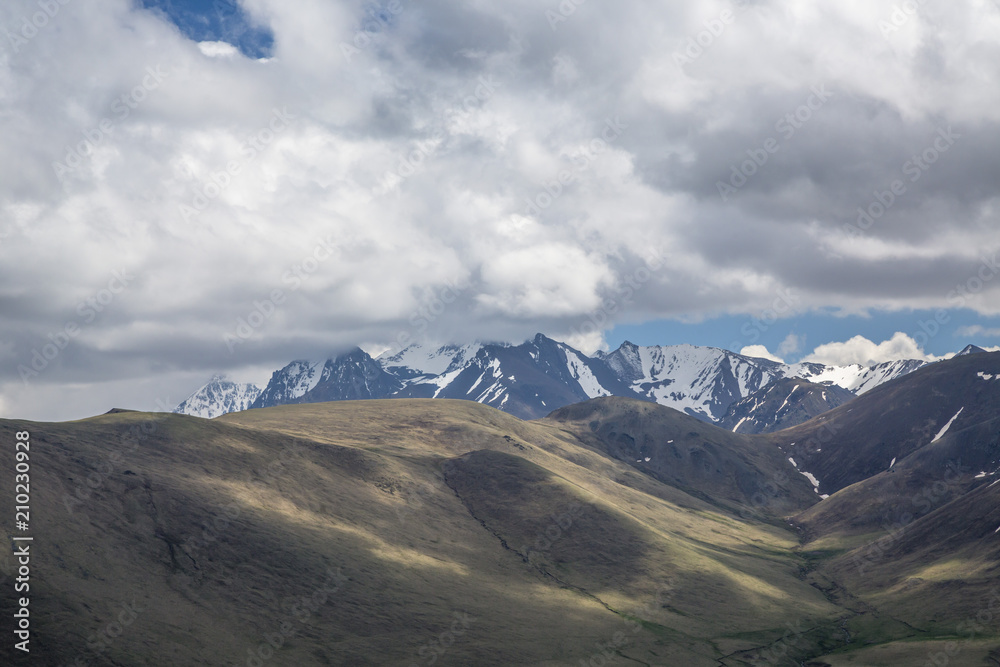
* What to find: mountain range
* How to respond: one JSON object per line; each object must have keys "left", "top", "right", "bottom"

{"left": 6, "top": 349, "right": 1000, "bottom": 665}
{"left": 176, "top": 335, "right": 983, "bottom": 426}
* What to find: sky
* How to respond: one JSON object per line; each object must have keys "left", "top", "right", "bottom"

{"left": 2, "top": 0, "right": 1000, "bottom": 421}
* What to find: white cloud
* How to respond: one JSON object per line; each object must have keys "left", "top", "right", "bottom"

{"left": 956, "top": 325, "right": 1000, "bottom": 338}
{"left": 740, "top": 345, "right": 785, "bottom": 363}
{"left": 562, "top": 330, "right": 607, "bottom": 357}
{"left": 2, "top": 0, "right": 1000, "bottom": 419}
{"left": 197, "top": 41, "right": 240, "bottom": 58}
{"left": 803, "top": 332, "right": 941, "bottom": 366}
{"left": 777, "top": 333, "right": 803, "bottom": 359}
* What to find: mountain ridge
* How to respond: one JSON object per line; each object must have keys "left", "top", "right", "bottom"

{"left": 174, "top": 334, "right": 949, "bottom": 423}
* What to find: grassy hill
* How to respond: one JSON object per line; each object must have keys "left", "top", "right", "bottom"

{"left": 0, "top": 399, "right": 843, "bottom": 665}
{"left": 1, "top": 388, "right": 997, "bottom": 665}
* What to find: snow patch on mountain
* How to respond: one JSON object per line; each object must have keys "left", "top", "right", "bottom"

{"left": 565, "top": 349, "right": 611, "bottom": 399}
{"left": 380, "top": 343, "right": 483, "bottom": 380}
{"left": 932, "top": 407, "right": 964, "bottom": 442}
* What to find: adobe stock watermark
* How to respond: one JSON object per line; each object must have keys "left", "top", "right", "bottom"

{"left": 179, "top": 107, "right": 297, "bottom": 222}
{"left": 519, "top": 503, "right": 587, "bottom": 564}
{"left": 407, "top": 611, "right": 476, "bottom": 666}
{"left": 519, "top": 116, "right": 628, "bottom": 219}
{"left": 4, "top": 0, "right": 71, "bottom": 55}
{"left": 569, "top": 247, "right": 667, "bottom": 345}
{"left": 383, "top": 276, "right": 470, "bottom": 358}
{"left": 577, "top": 582, "right": 674, "bottom": 667}
{"left": 52, "top": 66, "right": 169, "bottom": 178}
{"left": 672, "top": 0, "right": 765, "bottom": 68}
{"left": 340, "top": 0, "right": 410, "bottom": 63}
{"left": 729, "top": 287, "right": 800, "bottom": 350}
{"left": 717, "top": 85, "right": 834, "bottom": 202}
{"left": 750, "top": 619, "right": 810, "bottom": 665}
{"left": 947, "top": 252, "right": 1000, "bottom": 310}
{"left": 182, "top": 439, "right": 306, "bottom": 588}
{"left": 84, "top": 595, "right": 145, "bottom": 659}
{"left": 878, "top": 0, "right": 928, "bottom": 39}
{"left": 740, "top": 424, "right": 844, "bottom": 521}
{"left": 904, "top": 251, "right": 1000, "bottom": 350}
{"left": 224, "top": 234, "right": 341, "bottom": 353}
{"left": 17, "top": 269, "right": 135, "bottom": 385}
{"left": 211, "top": 0, "right": 240, "bottom": 20}
{"left": 944, "top": 587, "right": 1000, "bottom": 667}
{"left": 546, "top": 0, "right": 588, "bottom": 31}
{"left": 851, "top": 460, "right": 970, "bottom": 575}
{"left": 393, "top": 457, "right": 465, "bottom": 525}
{"left": 373, "top": 75, "right": 501, "bottom": 195}
{"left": 244, "top": 568, "right": 348, "bottom": 667}
{"left": 844, "top": 126, "right": 961, "bottom": 240}
{"left": 61, "top": 404, "right": 171, "bottom": 520}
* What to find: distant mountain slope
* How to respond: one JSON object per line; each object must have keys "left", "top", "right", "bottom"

{"left": 789, "top": 357, "right": 929, "bottom": 395}
{"left": 717, "top": 378, "right": 855, "bottom": 434}
{"left": 175, "top": 333, "right": 932, "bottom": 422}
{"left": 821, "top": 474, "right": 1000, "bottom": 635}
{"left": 796, "top": 414, "right": 1000, "bottom": 541}
{"left": 248, "top": 348, "right": 404, "bottom": 410}
{"left": 173, "top": 374, "right": 260, "bottom": 418}
{"left": 248, "top": 358, "right": 323, "bottom": 408}
{"left": 390, "top": 334, "right": 646, "bottom": 419}
{"left": 544, "top": 396, "right": 818, "bottom": 514}
{"left": 597, "top": 342, "right": 785, "bottom": 421}
{"left": 767, "top": 351, "right": 1000, "bottom": 497}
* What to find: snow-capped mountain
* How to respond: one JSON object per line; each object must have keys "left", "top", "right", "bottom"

{"left": 598, "top": 342, "right": 787, "bottom": 421}
{"left": 173, "top": 375, "right": 261, "bottom": 418}
{"left": 717, "top": 378, "right": 856, "bottom": 434}
{"left": 173, "top": 334, "right": 934, "bottom": 421}
{"left": 250, "top": 348, "right": 403, "bottom": 409}
{"left": 380, "top": 343, "right": 483, "bottom": 382}
{"left": 595, "top": 343, "right": 928, "bottom": 421}
{"left": 787, "top": 359, "right": 929, "bottom": 395}
{"left": 249, "top": 359, "right": 324, "bottom": 409}
{"left": 385, "top": 334, "right": 643, "bottom": 418}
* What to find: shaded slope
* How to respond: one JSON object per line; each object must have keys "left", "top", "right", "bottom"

{"left": 718, "top": 378, "right": 855, "bottom": 434}
{"left": 796, "top": 415, "right": 1000, "bottom": 542}
{"left": 767, "top": 351, "right": 1000, "bottom": 496}
{"left": 808, "top": 478, "right": 1000, "bottom": 643}
{"left": 543, "top": 396, "right": 820, "bottom": 517}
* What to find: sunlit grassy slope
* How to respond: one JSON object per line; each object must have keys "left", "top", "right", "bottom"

{"left": 1, "top": 396, "right": 995, "bottom": 665}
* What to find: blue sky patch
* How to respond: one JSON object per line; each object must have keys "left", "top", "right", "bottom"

{"left": 138, "top": 0, "right": 273, "bottom": 58}
{"left": 608, "top": 309, "right": 1000, "bottom": 361}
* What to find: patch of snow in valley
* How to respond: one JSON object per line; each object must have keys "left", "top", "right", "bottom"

{"left": 787, "top": 456, "right": 822, "bottom": 494}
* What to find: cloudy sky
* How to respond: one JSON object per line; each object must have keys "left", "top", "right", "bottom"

{"left": 2, "top": 0, "right": 1000, "bottom": 420}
